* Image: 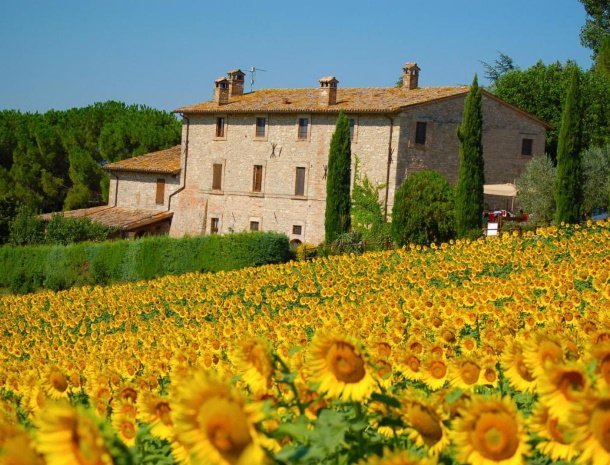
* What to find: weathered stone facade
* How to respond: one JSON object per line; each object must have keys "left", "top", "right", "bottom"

{"left": 103, "top": 63, "right": 548, "bottom": 244}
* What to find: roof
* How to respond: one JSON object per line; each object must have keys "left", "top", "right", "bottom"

{"left": 39, "top": 206, "right": 174, "bottom": 231}
{"left": 104, "top": 145, "right": 181, "bottom": 175}
{"left": 175, "top": 86, "right": 471, "bottom": 114}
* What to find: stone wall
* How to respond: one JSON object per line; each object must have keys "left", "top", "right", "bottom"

{"left": 169, "top": 113, "right": 398, "bottom": 244}
{"left": 168, "top": 96, "right": 546, "bottom": 243}
{"left": 108, "top": 172, "right": 180, "bottom": 210}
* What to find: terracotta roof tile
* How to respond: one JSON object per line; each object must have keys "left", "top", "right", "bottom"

{"left": 104, "top": 145, "right": 181, "bottom": 175}
{"left": 174, "top": 86, "right": 470, "bottom": 114}
{"left": 39, "top": 206, "right": 173, "bottom": 231}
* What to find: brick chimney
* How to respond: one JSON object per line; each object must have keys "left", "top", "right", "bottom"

{"left": 214, "top": 77, "right": 229, "bottom": 105}
{"left": 402, "top": 62, "right": 420, "bottom": 90}
{"left": 227, "top": 69, "right": 245, "bottom": 97}
{"left": 318, "top": 76, "right": 338, "bottom": 106}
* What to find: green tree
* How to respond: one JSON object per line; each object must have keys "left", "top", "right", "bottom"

{"left": 554, "top": 71, "right": 584, "bottom": 225}
{"left": 9, "top": 206, "right": 45, "bottom": 246}
{"left": 391, "top": 170, "right": 455, "bottom": 246}
{"left": 516, "top": 155, "right": 557, "bottom": 226}
{"left": 325, "top": 112, "right": 352, "bottom": 244}
{"left": 480, "top": 52, "right": 518, "bottom": 84}
{"left": 597, "top": 34, "right": 610, "bottom": 77}
{"left": 455, "top": 75, "right": 485, "bottom": 238}
{"left": 351, "top": 157, "right": 389, "bottom": 243}
{"left": 579, "top": 0, "right": 610, "bottom": 57}
{"left": 582, "top": 143, "right": 610, "bottom": 213}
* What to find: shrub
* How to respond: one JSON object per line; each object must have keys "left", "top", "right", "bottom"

{"left": 295, "top": 243, "right": 318, "bottom": 261}
{"left": 9, "top": 206, "right": 45, "bottom": 246}
{"left": 0, "top": 231, "right": 291, "bottom": 294}
{"left": 516, "top": 155, "right": 557, "bottom": 226}
{"left": 45, "top": 214, "right": 114, "bottom": 245}
{"left": 391, "top": 170, "right": 455, "bottom": 246}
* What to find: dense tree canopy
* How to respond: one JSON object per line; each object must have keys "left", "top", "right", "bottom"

{"left": 0, "top": 102, "right": 181, "bottom": 215}
{"left": 579, "top": 0, "right": 610, "bottom": 56}
{"left": 491, "top": 61, "right": 610, "bottom": 160}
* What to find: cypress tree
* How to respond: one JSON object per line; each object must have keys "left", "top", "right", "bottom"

{"left": 554, "top": 70, "right": 584, "bottom": 225}
{"left": 325, "top": 111, "right": 352, "bottom": 243}
{"left": 455, "top": 75, "right": 485, "bottom": 237}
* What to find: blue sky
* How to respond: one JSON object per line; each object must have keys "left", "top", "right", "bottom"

{"left": 0, "top": 0, "right": 591, "bottom": 113}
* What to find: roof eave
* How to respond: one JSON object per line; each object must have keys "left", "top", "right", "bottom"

{"left": 103, "top": 167, "right": 181, "bottom": 176}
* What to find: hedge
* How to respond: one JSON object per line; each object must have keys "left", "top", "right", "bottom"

{"left": 0, "top": 232, "right": 291, "bottom": 294}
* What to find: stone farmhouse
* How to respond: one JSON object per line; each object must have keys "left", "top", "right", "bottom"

{"left": 61, "top": 62, "right": 549, "bottom": 243}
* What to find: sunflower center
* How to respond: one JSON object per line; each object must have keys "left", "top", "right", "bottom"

{"left": 409, "top": 404, "right": 443, "bottom": 446}
{"left": 430, "top": 361, "right": 447, "bottom": 379}
{"left": 472, "top": 412, "right": 520, "bottom": 461}
{"left": 120, "top": 420, "right": 136, "bottom": 440}
{"left": 200, "top": 399, "right": 252, "bottom": 462}
{"left": 590, "top": 400, "right": 610, "bottom": 453}
{"left": 327, "top": 342, "right": 366, "bottom": 384}
{"left": 515, "top": 356, "right": 535, "bottom": 382}
{"left": 50, "top": 371, "right": 68, "bottom": 393}
{"left": 484, "top": 368, "right": 497, "bottom": 383}
{"left": 407, "top": 356, "right": 420, "bottom": 372}
{"left": 120, "top": 388, "right": 138, "bottom": 403}
{"left": 556, "top": 370, "right": 585, "bottom": 401}
{"left": 155, "top": 402, "right": 173, "bottom": 426}
{"left": 71, "top": 417, "right": 107, "bottom": 465}
{"left": 547, "top": 417, "right": 567, "bottom": 444}
{"left": 539, "top": 340, "right": 564, "bottom": 368}
{"left": 247, "top": 343, "right": 271, "bottom": 376}
{"left": 460, "top": 361, "right": 481, "bottom": 385}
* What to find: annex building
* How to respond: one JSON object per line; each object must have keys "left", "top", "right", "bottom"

{"left": 90, "top": 61, "right": 548, "bottom": 243}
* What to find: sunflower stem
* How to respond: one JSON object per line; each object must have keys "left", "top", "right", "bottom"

{"left": 273, "top": 353, "right": 305, "bottom": 415}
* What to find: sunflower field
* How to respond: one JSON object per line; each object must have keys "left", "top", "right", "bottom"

{"left": 1, "top": 221, "right": 609, "bottom": 465}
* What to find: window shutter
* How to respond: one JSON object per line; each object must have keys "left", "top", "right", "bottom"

{"left": 156, "top": 179, "right": 165, "bottom": 205}
{"left": 212, "top": 164, "right": 223, "bottom": 190}
{"left": 295, "top": 167, "right": 306, "bottom": 196}
{"left": 253, "top": 165, "right": 263, "bottom": 192}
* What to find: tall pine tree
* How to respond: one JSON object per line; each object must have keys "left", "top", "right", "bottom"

{"left": 325, "top": 111, "right": 352, "bottom": 243}
{"left": 554, "top": 70, "right": 584, "bottom": 225}
{"left": 455, "top": 75, "right": 485, "bottom": 237}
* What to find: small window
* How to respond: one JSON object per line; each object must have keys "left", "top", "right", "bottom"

{"left": 210, "top": 217, "right": 219, "bottom": 234}
{"left": 255, "top": 117, "right": 266, "bottom": 138}
{"left": 212, "top": 163, "right": 223, "bottom": 190}
{"left": 155, "top": 178, "right": 165, "bottom": 205}
{"left": 292, "top": 225, "right": 302, "bottom": 235}
{"left": 250, "top": 221, "right": 260, "bottom": 231}
{"left": 521, "top": 138, "right": 533, "bottom": 155}
{"left": 252, "top": 165, "right": 263, "bottom": 192}
{"left": 349, "top": 119, "right": 355, "bottom": 140}
{"left": 295, "top": 167, "right": 306, "bottom": 196}
{"left": 415, "top": 122, "right": 427, "bottom": 145}
{"left": 297, "top": 118, "right": 309, "bottom": 140}
{"left": 215, "top": 117, "right": 225, "bottom": 138}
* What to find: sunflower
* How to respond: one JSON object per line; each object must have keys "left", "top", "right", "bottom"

{"left": 1, "top": 429, "right": 45, "bottom": 465}
{"left": 572, "top": 392, "right": 610, "bottom": 465}
{"left": 137, "top": 391, "right": 174, "bottom": 440}
{"left": 357, "top": 448, "right": 436, "bottom": 465}
{"left": 421, "top": 358, "right": 449, "bottom": 391}
{"left": 308, "top": 332, "right": 376, "bottom": 401}
{"left": 500, "top": 341, "right": 537, "bottom": 392}
{"left": 522, "top": 332, "right": 565, "bottom": 380}
{"left": 172, "top": 370, "right": 265, "bottom": 465}
{"left": 449, "top": 355, "right": 483, "bottom": 390}
{"left": 112, "top": 413, "right": 137, "bottom": 447}
{"left": 41, "top": 366, "right": 70, "bottom": 399}
{"left": 590, "top": 341, "right": 610, "bottom": 389}
{"left": 400, "top": 394, "right": 449, "bottom": 456}
{"left": 35, "top": 401, "right": 114, "bottom": 465}
{"left": 529, "top": 404, "right": 578, "bottom": 462}
{"left": 452, "top": 395, "right": 530, "bottom": 465}
{"left": 233, "top": 338, "right": 275, "bottom": 395}
{"left": 396, "top": 351, "right": 423, "bottom": 382}
{"left": 537, "top": 363, "right": 587, "bottom": 422}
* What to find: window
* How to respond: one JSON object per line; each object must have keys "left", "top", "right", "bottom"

{"left": 297, "top": 118, "right": 309, "bottom": 140}
{"left": 155, "top": 178, "right": 165, "bottom": 205}
{"left": 210, "top": 217, "right": 219, "bottom": 234}
{"left": 212, "top": 163, "right": 223, "bottom": 190}
{"left": 215, "top": 117, "right": 225, "bottom": 138}
{"left": 250, "top": 221, "right": 260, "bottom": 231}
{"left": 349, "top": 118, "right": 355, "bottom": 140}
{"left": 292, "top": 225, "right": 302, "bottom": 235}
{"left": 255, "top": 117, "right": 266, "bottom": 138}
{"left": 415, "top": 122, "right": 427, "bottom": 145}
{"left": 521, "top": 138, "right": 533, "bottom": 156}
{"left": 252, "top": 165, "right": 263, "bottom": 192}
{"left": 295, "top": 167, "right": 306, "bottom": 196}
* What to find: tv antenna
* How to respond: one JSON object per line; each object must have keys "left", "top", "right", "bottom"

{"left": 249, "top": 66, "right": 266, "bottom": 92}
